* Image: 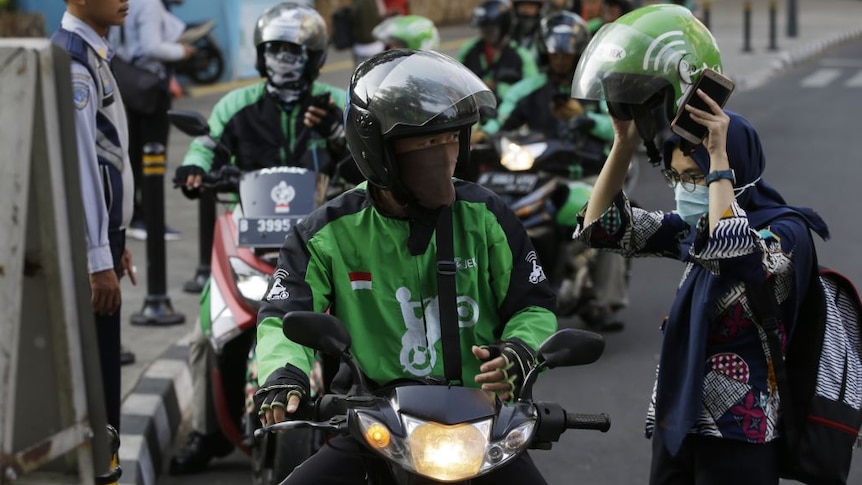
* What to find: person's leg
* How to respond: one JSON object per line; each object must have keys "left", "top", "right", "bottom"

{"left": 170, "top": 323, "right": 233, "bottom": 475}
{"left": 282, "top": 435, "right": 382, "bottom": 485}
{"left": 474, "top": 452, "right": 548, "bottom": 485}
{"left": 650, "top": 433, "right": 695, "bottom": 485}
{"left": 581, "top": 251, "right": 628, "bottom": 332}
{"left": 693, "top": 435, "right": 779, "bottom": 485}
{"left": 96, "top": 229, "right": 127, "bottom": 430}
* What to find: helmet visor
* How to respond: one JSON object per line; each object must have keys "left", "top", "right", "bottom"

{"left": 572, "top": 22, "right": 686, "bottom": 104}
{"left": 352, "top": 51, "right": 497, "bottom": 136}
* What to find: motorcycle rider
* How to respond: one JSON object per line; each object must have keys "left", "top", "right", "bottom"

{"left": 254, "top": 49, "right": 558, "bottom": 483}
{"left": 511, "top": 0, "right": 546, "bottom": 53}
{"left": 169, "top": 2, "right": 349, "bottom": 475}
{"left": 457, "top": 0, "right": 538, "bottom": 103}
{"left": 371, "top": 14, "right": 440, "bottom": 51}
{"left": 479, "top": 11, "right": 628, "bottom": 331}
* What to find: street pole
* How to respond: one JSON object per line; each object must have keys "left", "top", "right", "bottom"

{"left": 131, "top": 142, "right": 185, "bottom": 326}
{"left": 787, "top": 0, "right": 798, "bottom": 37}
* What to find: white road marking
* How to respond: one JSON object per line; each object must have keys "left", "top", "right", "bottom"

{"left": 800, "top": 68, "right": 843, "bottom": 87}
{"left": 845, "top": 70, "right": 862, "bottom": 88}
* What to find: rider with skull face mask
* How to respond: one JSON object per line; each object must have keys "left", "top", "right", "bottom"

{"left": 175, "top": 2, "right": 353, "bottom": 194}
{"left": 169, "top": 2, "right": 354, "bottom": 475}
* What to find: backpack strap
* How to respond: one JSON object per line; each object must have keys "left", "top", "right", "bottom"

{"left": 51, "top": 29, "right": 99, "bottom": 83}
{"left": 436, "top": 205, "right": 463, "bottom": 386}
{"left": 745, "top": 276, "right": 800, "bottom": 446}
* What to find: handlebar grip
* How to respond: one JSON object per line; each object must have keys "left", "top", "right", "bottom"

{"left": 565, "top": 412, "right": 611, "bottom": 432}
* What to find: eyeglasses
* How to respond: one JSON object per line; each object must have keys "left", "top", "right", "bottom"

{"left": 661, "top": 169, "right": 706, "bottom": 192}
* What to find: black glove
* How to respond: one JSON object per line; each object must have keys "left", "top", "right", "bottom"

{"left": 254, "top": 364, "right": 310, "bottom": 424}
{"left": 173, "top": 165, "right": 206, "bottom": 199}
{"left": 310, "top": 104, "right": 343, "bottom": 140}
{"left": 479, "top": 338, "right": 536, "bottom": 399}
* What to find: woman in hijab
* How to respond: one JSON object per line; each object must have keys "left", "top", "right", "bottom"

{"left": 573, "top": 89, "right": 829, "bottom": 483}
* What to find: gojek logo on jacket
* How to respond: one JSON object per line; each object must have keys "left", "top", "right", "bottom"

{"left": 395, "top": 287, "right": 479, "bottom": 377}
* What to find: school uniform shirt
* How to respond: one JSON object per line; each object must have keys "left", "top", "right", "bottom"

{"left": 61, "top": 12, "right": 134, "bottom": 273}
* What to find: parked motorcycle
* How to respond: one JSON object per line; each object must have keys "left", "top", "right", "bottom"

{"left": 173, "top": 19, "right": 224, "bottom": 85}
{"left": 256, "top": 311, "right": 611, "bottom": 484}
{"left": 168, "top": 110, "right": 338, "bottom": 484}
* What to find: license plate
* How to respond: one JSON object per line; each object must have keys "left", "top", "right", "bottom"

{"left": 478, "top": 172, "right": 538, "bottom": 194}
{"left": 237, "top": 216, "right": 304, "bottom": 247}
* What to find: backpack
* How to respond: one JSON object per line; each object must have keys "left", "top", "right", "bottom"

{"left": 746, "top": 259, "right": 862, "bottom": 485}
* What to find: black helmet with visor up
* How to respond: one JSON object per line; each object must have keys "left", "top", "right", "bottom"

{"left": 345, "top": 50, "right": 496, "bottom": 189}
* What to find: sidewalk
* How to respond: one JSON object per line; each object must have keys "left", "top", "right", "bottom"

{"left": 114, "top": 1, "right": 862, "bottom": 483}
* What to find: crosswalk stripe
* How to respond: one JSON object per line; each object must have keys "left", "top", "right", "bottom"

{"left": 846, "top": 71, "right": 862, "bottom": 88}
{"left": 801, "top": 68, "right": 843, "bottom": 87}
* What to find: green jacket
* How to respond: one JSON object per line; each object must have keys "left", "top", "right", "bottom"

{"left": 256, "top": 181, "right": 558, "bottom": 385}
{"left": 181, "top": 81, "right": 347, "bottom": 176}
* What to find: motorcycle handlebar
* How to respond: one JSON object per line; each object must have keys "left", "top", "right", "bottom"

{"left": 565, "top": 412, "right": 611, "bottom": 433}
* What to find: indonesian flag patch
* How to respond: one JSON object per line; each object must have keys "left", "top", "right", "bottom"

{"left": 349, "top": 271, "right": 372, "bottom": 291}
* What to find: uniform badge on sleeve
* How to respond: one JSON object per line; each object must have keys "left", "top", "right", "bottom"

{"left": 73, "top": 80, "right": 90, "bottom": 110}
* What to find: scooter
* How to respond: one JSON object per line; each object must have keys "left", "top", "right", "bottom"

{"left": 471, "top": 130, "right": 637, "bottom": 317}
{"left": 169, "top": 110, "right": 336, "bottom": 484}
{"left": 256, "top": 311, "right": 611, "bottom": 484}
{"left": 173, "top": 19, "right": 225, "bottom": 85}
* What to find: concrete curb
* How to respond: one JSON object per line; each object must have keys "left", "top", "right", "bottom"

{"left": 739, "top": 26, "right": 862, "bottom": 91}
{"left": 118, "top": 342, "right": 192, "bottom": 485}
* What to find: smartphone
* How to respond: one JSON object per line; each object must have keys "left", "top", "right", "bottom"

{"left": 670, "top": 68, "right": 736, "bottom": 145}
{"left": 309, "top": 92, "right": 331, "bottom": 109}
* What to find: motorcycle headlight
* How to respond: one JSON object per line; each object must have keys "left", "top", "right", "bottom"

{"left": 499, "top": 138, "right": 547, "bottom": 172}
{"left": 359, "top": 412, "right": 530, "bottom": 482}
{"left": 479, "top": 420, "right": 536, "bottom": 473}
{"left": 228, "top": 257, "right": 269, "bottom": 305}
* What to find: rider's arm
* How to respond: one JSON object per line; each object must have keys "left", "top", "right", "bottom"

{"left": 482, "top": 75, "right": 544, "bottom": 136}
{"left": 181, "top": 83, "right": 265, "bottom": 171}
{"left": 256, "top": 221, "right": 333, "bottom": 384}
{"left": 483, "top": 193, "right": 557, "bottom": 351}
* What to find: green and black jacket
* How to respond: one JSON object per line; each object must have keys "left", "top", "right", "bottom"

{"left": 256, "top": 180, "right": 558, "bottom": 385}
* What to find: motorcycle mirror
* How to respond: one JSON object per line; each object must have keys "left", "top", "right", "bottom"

{"left": 538, "top": 328, "right": 605, "bottom": 369}
{"left": 518, "top": 329, "right": 605, "bottom": 402}
{"left": 282, "top": 311, "right": 352, "bottom": 357}
{"left": 168, "top": 109, "right": 210, "bottom": 137}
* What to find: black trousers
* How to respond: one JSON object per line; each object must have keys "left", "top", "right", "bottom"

{"left": 650, "top": 432, "right": 779, "bottom": 485}
{"left": 126, "top": 87, "right": 171, "bottom": 222}
{"left": 95, "top": 229, "right": 126, "bottom": 430}
{"left": 282, "top": 435, "right": 548, "bottom": 484}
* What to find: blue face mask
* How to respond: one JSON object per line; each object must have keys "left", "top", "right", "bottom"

{"left": 674, "top": 183, "right": 710, "bottom": 227}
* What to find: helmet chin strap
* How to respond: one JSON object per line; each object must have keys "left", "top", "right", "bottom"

{"left": 632, "top": 105, "right": 662, "bottom": 166}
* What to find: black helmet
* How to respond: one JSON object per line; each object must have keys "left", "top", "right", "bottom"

{"left": 345, "top": 50, "right": 496, "bottom": 189}
{"left": 470, "top": 0, "right": 514, "bottom": 45}
{"left": 537, "top": 11, "right": 590, "bottom": 66}
{"left": 253, "top": 2, "right": 328, "bottom": 81}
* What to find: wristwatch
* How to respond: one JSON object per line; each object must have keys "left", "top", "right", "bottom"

{"left": 706, "top": 169, "right": 736, "bottom": 185}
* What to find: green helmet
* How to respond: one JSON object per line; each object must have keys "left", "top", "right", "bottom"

{"left": 372, "top": 15, "right": 441, "bottom": 51}
{"left": 571, "top": 4, "right": 721, "bottom": 160}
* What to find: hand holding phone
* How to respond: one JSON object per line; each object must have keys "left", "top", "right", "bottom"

{"left": 671, "top": 68, "right": 735, "bottom": 145}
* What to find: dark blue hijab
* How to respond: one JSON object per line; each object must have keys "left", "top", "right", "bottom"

{"left": 654, "top": 111, "right": 829, "bottom": 455}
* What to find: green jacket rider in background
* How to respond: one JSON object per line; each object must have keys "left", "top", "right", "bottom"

{"left": 476, "top": 11, "right": 630, "bottom": 332}
{"left": 175, "top": 2, "right": 349, "bottom": 189}
{"left": 457, "top": 0, "right": 539, "bottom": 103}
{"left": 169, "top": 2, "right": 352, "bottom": 476}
